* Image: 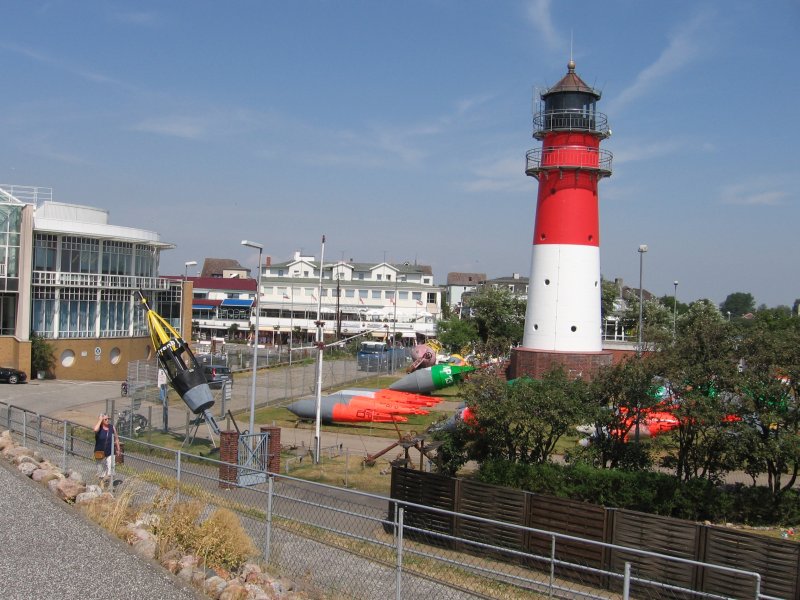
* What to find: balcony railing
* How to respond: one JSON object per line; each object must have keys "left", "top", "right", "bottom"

{"left": 525, "top": 147, "right": 613, "bottom": 178}
{"left": 32, "top": 271, "right": 172, "bottom": 290}
{"left": 533, "top": 109, "right": 609, "bottom": 138}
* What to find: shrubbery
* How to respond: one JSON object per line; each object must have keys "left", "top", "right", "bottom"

{"left": 476, "top": 459, "right": 800, "bottom": 525}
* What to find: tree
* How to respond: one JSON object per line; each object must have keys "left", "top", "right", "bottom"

{"left": 600, "top": 278, "right": 619, "bottom": 323}
{"left": 460, "top": 368, "right": 589, "bottom": 465}
{"left": 435, "top": 317, "right": 478, "bottom": 354}
{"left": 463, "top": 286, "right": 526, "bottom": 346}
{"left": 655, "top": 301, "right": 741, "bottom": 483}
{"left": 735, "top": 311, "right": 800, "bottom": 496}
{"left": 30, "top": 334, "right": 56, "bottom": 377}
{"left": 575, "top": 356, "right": 662, "bottom": 470}
{"left": 720, "top": 292, "right": 755, "bottom": 318}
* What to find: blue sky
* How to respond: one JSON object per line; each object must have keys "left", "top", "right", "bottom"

{"left": 1, "top": 1, "right": 798, "bottom": 307}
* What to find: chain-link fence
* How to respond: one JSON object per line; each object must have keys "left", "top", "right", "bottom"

{"left": 1, "top": 399, "right": 775, "bottom": 600}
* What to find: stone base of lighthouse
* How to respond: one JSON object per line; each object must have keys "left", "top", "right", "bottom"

{"left": 509, "top": 347, "right": 612, "bottom": 381}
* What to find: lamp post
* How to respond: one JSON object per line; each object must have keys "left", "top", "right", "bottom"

{"left": 241, "top": 240, "right": 263, "bottom": 437}
{"left": 635, "top": 244, "right": 647, "bottom": 446}
{"left": 672, "top": 280, "right": 678, "bottom": 339}
{"left": 637, "top": 245, "right": 648, "bottom": 356}
{"left": 184, "top": 260, "right": 197, "bottom": 281}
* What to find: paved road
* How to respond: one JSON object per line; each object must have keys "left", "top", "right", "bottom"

{"left": 0, "top": 458, "right": 204, "bottom": 600}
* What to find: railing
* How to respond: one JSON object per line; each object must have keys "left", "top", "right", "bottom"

{"left": 0, "top": 184, "right": 53, "bottom": 204}
{"left": 533, "top": 109, "right": 610, "bottom": 137}
{"left": 526, "top": 147, "right": 613, "bottom": 176}
{"left": 0, "top": 399, "right": 778, "bottom": 600}
{"left": 31, "top": 271, "right": 172, "bottom": 290}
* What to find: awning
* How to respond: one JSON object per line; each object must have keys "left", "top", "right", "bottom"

{"left": 370, "top": 332, "right": 387, "bottom": 339}
{"left": 192, "top": 304, "right": 215, "bottom": 311}
{"left": 401, "top": 332, "right": 417, "bottom": 338}
{"left": 220, "top": 298, "right": 254, "bottom": 308}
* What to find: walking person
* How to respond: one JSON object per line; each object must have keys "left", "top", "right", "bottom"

{"left": 93, "top": 414, "right": 120, "bottom": 492}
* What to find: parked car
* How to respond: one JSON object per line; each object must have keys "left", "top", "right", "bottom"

{"left": 203, "top": 365, "right": 232, "bottom": 390}
{"left": 0, "top": 367, "right": 27, "bottom": 384}
{"left": 357, "top": 342, "right": 406, "bottom": 371}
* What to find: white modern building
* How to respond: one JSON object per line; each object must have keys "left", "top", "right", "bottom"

{"left": 0, "top": 184, "right": 186, "bottom": 381}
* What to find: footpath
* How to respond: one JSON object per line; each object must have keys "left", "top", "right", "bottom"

{"left": 0, "top": 457, "right": 203, "bottom": 600}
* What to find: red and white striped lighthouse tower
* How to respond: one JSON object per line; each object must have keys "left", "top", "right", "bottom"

{"left": 510, "top": 60, "right": 614, "bottom": 379}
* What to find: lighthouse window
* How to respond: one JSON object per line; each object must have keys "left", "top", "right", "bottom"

{"left": 571, "top": 326, "right": 577, "bottom": 332}
{"left": 544, "top": 279, "right": 550, "bottom": 285}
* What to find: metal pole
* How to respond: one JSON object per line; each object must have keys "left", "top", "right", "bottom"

{"left": 314, "top": 235, "right": 326, "bottom": 464}
{"left": 176, "top": 450, "right": 182, "bottom": 502}
{"left": 264, "top": 475, "right": 274, "bottom": 563}
{"left": 636, "top": 245, "right": 647, "bottom": 446}
{"left": 622, "top": 561, "right": 631, "bottom": 600}
{"left": 549, "top": 535, "right": 556, "bottom": 597}
{"left": 673, "top": 280, "right": 678, "bottom": 339}
{"left": 395, "top": 506, "right": 404, "bottom": 600}
{"left": 62, "top": 420, "right": 67, "bottom": 471}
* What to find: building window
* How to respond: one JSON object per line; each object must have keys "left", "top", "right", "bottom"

{"left": 423, "top": 278, "right": 430, "bottom": 284}
{"left": 32, "top": 288, "right": 56, "bottom": 337}
{"left": 358, "top": 290, "right": 368, "bottom": 299}
{"left": 376, "top": 274, "right": 382, "bottom": 281}
{"left": 399, "top": 291, "right": 409, "bottom": 300}
{"left": 345, "top": 289, "right": 355, "bottom": 298}
{"left": 0, "top": 293, "right": 17, "bottom": 335}
{"left": 412, "top": 292, "right": 422, "bottom": 303}
{"left": 102, "top": 241, "right": 133, "bottom": 276}
{"left": 371, "top": 290, "right": 381, "bottom": 299}
{"left": 134, "top": 244, "right": 157, "bottom": 277}
{"left": 386, "top": 291, "right": 395, "bottom": 302}
{"left": 100, "top": 289, "right": 131, "bottom": 336}
{"left": 61, "top": 237, "right": 99, "bottom": 274}
{"left": 34, "top": 234, "right": 57, "bottom": 272}
{"left": 59, "top": 288, "right": 97, "bottom": 338}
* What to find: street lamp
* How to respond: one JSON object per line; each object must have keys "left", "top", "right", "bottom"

{"left": 184, "top": 260, "right": 197, "bottom": 281}
{"left": 635, "top": 244, "right": 647, "bottom": 446}
{"left": 672, "top": 280, "right": 678, "bottom": 339}
{"left": 241, "top": 240, "right": 263, "bottom": 437}
{"left": 637, "top": 245, "right": 648, "bottom": 356}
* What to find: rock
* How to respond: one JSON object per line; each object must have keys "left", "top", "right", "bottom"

{"left": 47, "top": 478, "right": 61, "bottom": 493}
{"left": 204, "top": 576, "right": 228, "bottom": 600}
{"left": 177, "top": 565, "right": 194, "bottom": 582}
{"left": 76, "top": 490, "right": 102, "bottom": 505}
{"left": 55, "top": 478, "right": 86, "bottom": 502}
{"left": 126, "top": 525, "right": 156, "bottom": 544}
{"left": 178, "top": 554, "right": 200, "bottom": 571}
{"left": 134, "top": 512, "right": 161, "bottom": 528}
{"left": 0, "top": 436, "right": 15, "bottom": 452}
{"left": 85, "top": 484, "right": 102, "bottom": 494}
{"left": 32, "top": 469, "right": 59, "bottom": 483}
{"left": 219, "top": 582, "right": 248, "bottom": 600}
{"left": 242, "top": 563, "right": 264, "bottom": 585}
{"left": 12, "top": 454, "right": 39, "bottom": 466}
{"left": 67, "top": 470, "right": 84, "bottom": 484}
{"left": 18, "top": 462, "right": 38, "bottom": 477}
{"left": 32, "top": 450, "right": 43, "bottom": 462}
{"left": 132, "top": 538, "right": 157, "bottom": 560}
{"left": 269, "top": 578, "right": 285, "bottom": 596}
{"left": 244, "top": 583, "right": 270, "bottom": 600}
{"left": 4, "top": 446, "right": 34, "bottom": 460}
{"left": 190, "top": 569, "right": 206, "bottom": 587}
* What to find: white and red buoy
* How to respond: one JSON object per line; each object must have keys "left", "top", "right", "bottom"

{"left": 511, "top": 60, "right": 614, "bottom": 379}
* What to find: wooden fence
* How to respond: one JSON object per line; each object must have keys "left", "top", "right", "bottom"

{"left": 390, "top": 467, "right": 800, "bottom": 599}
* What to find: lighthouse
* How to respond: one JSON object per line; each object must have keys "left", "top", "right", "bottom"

{"left": 510, "top": 60, "right": 613, "bottom": 379}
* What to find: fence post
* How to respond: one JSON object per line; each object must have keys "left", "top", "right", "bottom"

{"left": 549, "top": 535, "right": 556, "bottom": 597}
{"left": 344, "top": 448, "right": 349, "bottom": 488}
{"left": 62, "top": 420, "right": 68, "bottom": 471}
{"left": 176, "top": 450, "right": 182, "bottom": 502}
{"left": 37, "top": 414, "right": 42, "bottom": 446}
{"left": 395, "top": 506, "right": 404, "bottom": 600}
{"left": 264, "top": 475, "right": 274, "bottom": 563}
{"left": 22, "top": 410, "right": 27, "bottom": 445}
{"left": 622, "top": 562, "right": 631, "bottom": 600}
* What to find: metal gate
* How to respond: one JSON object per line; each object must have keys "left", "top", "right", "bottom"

{"left": 237, "top": 432, "right": 270, "bottom": 486}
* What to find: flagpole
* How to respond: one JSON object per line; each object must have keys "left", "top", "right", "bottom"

{"left": 313, "top": 234, "right": 326, "bottom": 463}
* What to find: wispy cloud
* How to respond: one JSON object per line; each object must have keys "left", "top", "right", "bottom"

{"left": 19, "top": 135, "right": 92, "bottom": 166}
{"left": 607, "top": 10, "right": 712, "bottom": 114}
{"left": 0, "top": 41, "right": 143, "bottom": 93}
{"left": 463, "top": 156, "right": 530, "bottom": 194}
{"left": 525, "top": 0, "right": 560, "bottom": 51}
{"left": 132, "top": 108, "right": 269, "bottom": 140}
{"left": 719, "top": 180, "right": 789, "bottom": 206}
{"left": 610, "top": 138, "right": 685, "bottom": 165}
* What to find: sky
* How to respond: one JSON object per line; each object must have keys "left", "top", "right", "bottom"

{"left": 1, "top": 1, "right": 798, "bottom": 308}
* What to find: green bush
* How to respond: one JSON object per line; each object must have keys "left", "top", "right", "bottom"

{"left": 475, "top": 459, "right": 800, "bottom": 525}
